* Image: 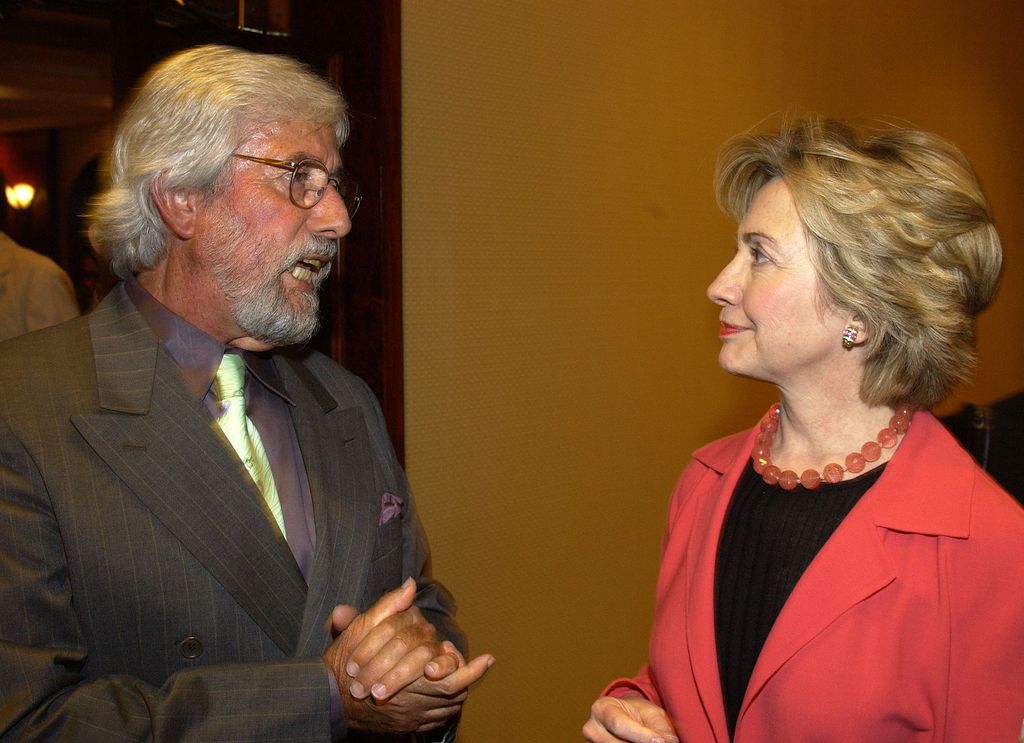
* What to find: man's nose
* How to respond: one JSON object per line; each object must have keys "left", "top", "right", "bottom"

{"left": 308, "top": 187, "right": 352, "bottom": 239}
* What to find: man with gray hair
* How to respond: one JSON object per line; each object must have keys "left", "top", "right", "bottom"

{"left": 0, "top": 44, "right": 490, "bottom": 741}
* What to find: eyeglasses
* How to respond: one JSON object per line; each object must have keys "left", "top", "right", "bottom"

{"left": 232, "top": 154, "right": 362, "bottom": 216}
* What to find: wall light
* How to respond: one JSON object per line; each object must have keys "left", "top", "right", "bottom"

{"left": 5, "top": 183, "right": 35, "bottom": 210}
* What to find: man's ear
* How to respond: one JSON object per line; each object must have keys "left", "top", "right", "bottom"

{"left": 152, "top": 177, "right": 199, "bottom": 240}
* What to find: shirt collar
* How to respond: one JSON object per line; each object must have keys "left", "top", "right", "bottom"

{"left": 124, "top": 275, "right": 294, "bottom": 406}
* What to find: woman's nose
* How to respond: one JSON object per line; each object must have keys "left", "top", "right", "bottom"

{"left": 707, "top": 256, "right": 741, "bottom": 306}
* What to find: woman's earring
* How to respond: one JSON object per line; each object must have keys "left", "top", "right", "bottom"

{"left": 842, "top": 326, "right": 859, "bottom": 349}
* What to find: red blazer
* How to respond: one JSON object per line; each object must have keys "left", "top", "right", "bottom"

{"left": 606, "top": 412, "right": 1024, "bottom": 742}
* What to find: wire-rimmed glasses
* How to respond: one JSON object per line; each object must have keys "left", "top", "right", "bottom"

{"left": 233, "top": 154, "right": 362, "bottom": 216}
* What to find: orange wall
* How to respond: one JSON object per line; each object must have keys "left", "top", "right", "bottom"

{"left": 401, "top": 2, "right": 1024, "bottom": 739}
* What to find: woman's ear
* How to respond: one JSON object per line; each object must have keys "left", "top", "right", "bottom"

{"left": 152, "top": 177, "right": 199, "bottom": 240}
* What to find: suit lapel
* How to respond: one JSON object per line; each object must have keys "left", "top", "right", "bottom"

{"left": 686, "top": 437, "right": 749, "bottom": 743}
{"left": 277, "top": 356, "right": 379, "bottom": 655}
{"left": 71, "top": 287, "right": 307, "bottom": 655}
{"left": 735, "top": 417, "right": 965, "bottom": 728}
{"left": 739, "top": 504, "right": 895, "bottom": 722}
{"left": 682, "top": 414, "right": 973, "bottom": 738}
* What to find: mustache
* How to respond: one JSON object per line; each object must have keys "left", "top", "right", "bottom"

{"left": 297, "top": 235, "right": 338, "bottom": 261}
{"left": 273, "top": 236, "right": 338, "bottom": 274}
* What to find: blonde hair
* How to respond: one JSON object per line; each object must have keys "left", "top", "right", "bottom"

{"left": 715, "top": 117, "right": 1002, "bottom": 409}
{"left": 90, "top": 44, "right": 348, "bottom": 278}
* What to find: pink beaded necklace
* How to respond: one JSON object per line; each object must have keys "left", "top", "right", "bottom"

{"left": 751, "top": 403, "right": 913, "bottom": 491}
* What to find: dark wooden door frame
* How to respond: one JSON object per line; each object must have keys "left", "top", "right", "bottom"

{"left": 309, "top": 1, "right": 405, "bottom": 463}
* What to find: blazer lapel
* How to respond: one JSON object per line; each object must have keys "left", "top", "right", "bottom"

{"left": 686, "top": 432, "right": 752, "bottom": 742}
{"left": 736, "top": 415, "right": 963, "bottom": 728}
{"left": 70, "top": 287, "right": 307, "bottom": 655}
{"left": 277, "top": 356, "right": 379, "bottom": 655}
{"left": 739, "top": 504, "right": 896, "bottom": 723}
{"left": 681, "top": 414, "right": 972, "bottom": 738}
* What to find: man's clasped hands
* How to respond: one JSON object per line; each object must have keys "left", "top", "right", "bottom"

{"left": 324, "top": 579, "right": 494, "bottom": 735}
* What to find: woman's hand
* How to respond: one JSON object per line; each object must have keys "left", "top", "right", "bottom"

{"left": 583, "top": 694, "right": 680, "bottom": 743}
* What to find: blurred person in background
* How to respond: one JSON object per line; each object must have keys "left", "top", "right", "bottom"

{"left": 943, "top": 390, "right": 1024, "bottom": 505}
{"left": 0, "top": 226, "right": 78, "bottom": 340}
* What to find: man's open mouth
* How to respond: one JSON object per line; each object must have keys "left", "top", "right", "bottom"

{"left": 290, "top": 257, "right": 326, "bottom": 284}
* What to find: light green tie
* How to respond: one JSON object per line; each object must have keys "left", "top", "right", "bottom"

{"left": 213, "top": 353, "right": 287, "bottom": 538}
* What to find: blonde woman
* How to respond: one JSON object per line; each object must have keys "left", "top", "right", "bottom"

{"left": 585, "top": 118, "right": 1024, "bottom": 743}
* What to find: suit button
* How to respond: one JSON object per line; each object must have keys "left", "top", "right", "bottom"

{"left": 178, "top": 636, "right": 203, "bottom": 660}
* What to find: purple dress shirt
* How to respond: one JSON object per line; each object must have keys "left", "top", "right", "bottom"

{"left": 125, "top": 278, "right": 363, "bottom": 739}
{"left": 124, "top": 277, "right": 318, "bottom": 579}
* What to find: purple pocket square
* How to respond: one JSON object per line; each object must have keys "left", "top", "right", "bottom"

{"left": 378, "top": 492, "right": 404, "bottom": 526}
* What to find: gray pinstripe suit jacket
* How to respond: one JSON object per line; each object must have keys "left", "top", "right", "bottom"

{"left": 0, "top": 283, "right": 462, "bottom": 741}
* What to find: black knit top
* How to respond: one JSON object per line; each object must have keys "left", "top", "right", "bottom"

{"left": 714, "top": 462, "right": 884, "bottom": 737}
